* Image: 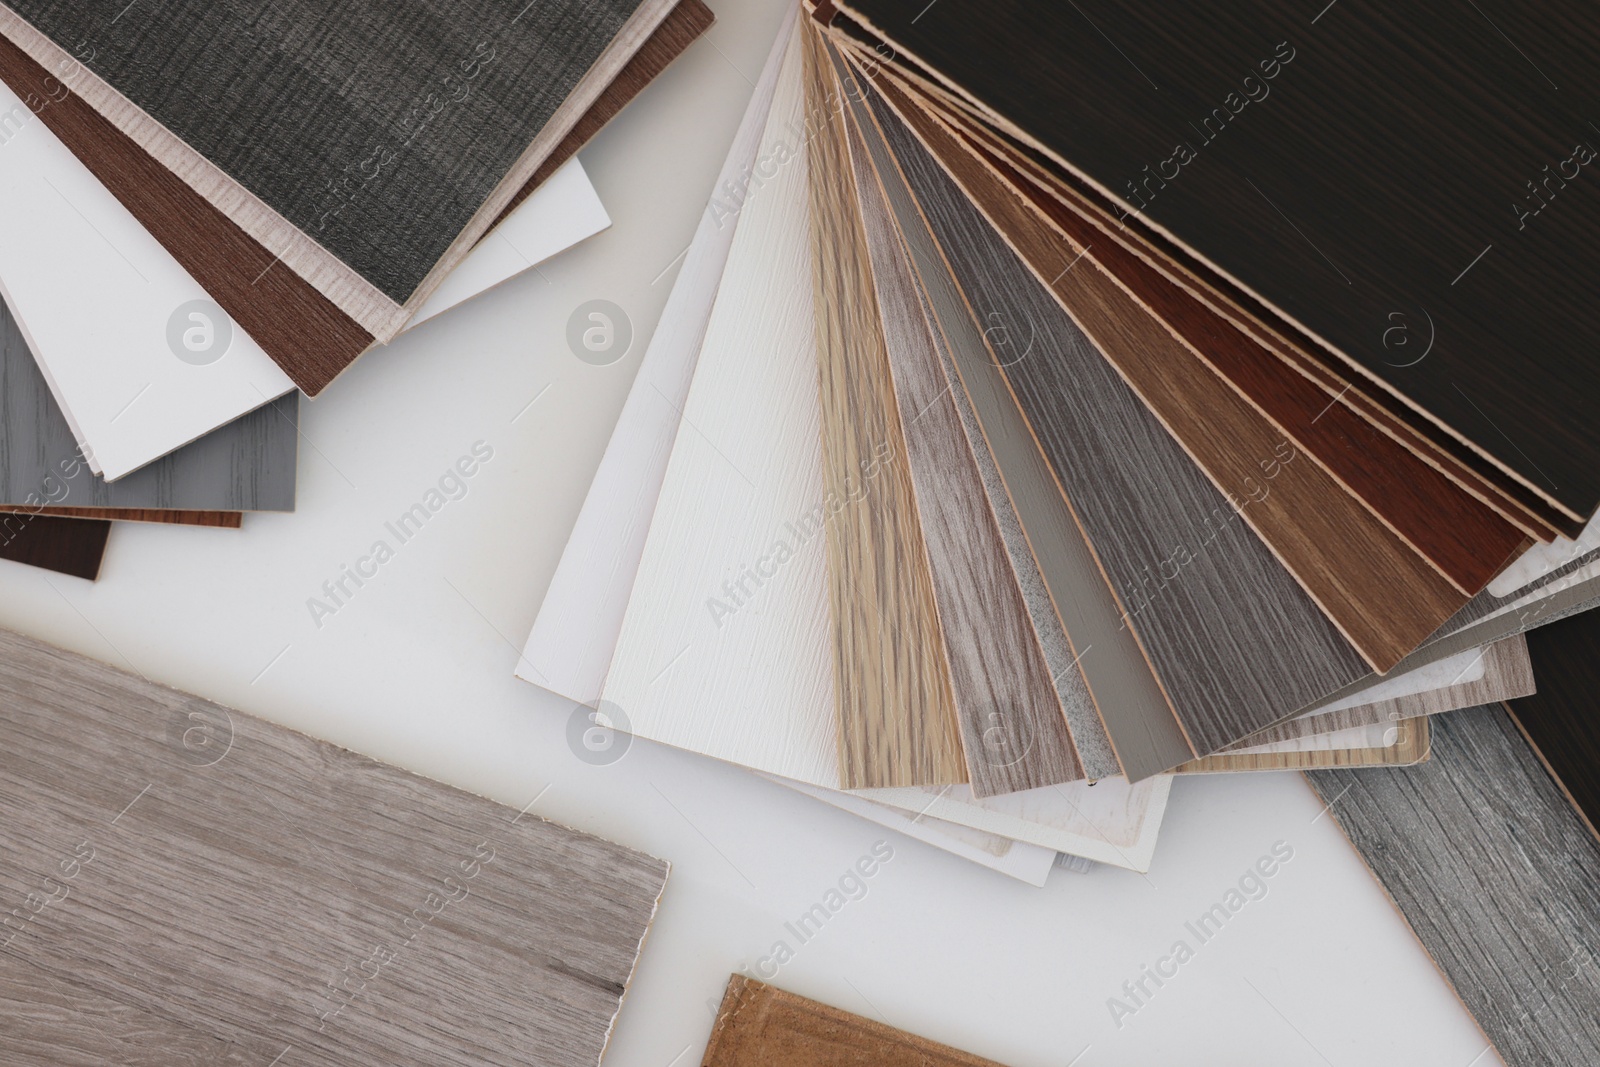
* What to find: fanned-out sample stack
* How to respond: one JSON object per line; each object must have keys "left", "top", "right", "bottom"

{"left": 0, "top": 0, "right": 716, "bottom": 576}
{"left": 521, "top": 5, "right": 1600, "bottom": 1039}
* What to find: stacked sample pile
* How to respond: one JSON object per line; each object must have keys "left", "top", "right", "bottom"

{"left": 522, "top": 8, "right": 1600, "bottom": 1059}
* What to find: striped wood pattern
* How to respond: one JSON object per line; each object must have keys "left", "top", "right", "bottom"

{"left": 846, "top": 63, "right": 1187, "bottom": 779}
{"left": 7, "top": 509, "right": 240, "bottom": 528}
{"left": 839, "top": 50, "right": 1082, "bottom": 794}
{"left": 801, "top": 24, "right": 966, "bottom": 790}
{"left": 1178, "top": 717, "right": 1430, "bottom": 774}
{"left": 870, "top": 75, "right": 1373, "bottom": 756}
{"left": 1311, "top": 705, "right": 1600, "bottom": 1067}
{"left": 887, "top": 82, "right": 1470, "bottom": 673}
{"left": 704, "top": 975, "right": 1006, "bottom": 1067}
{"left": 0, "top": 626, "right": 668, "bottom": 1067}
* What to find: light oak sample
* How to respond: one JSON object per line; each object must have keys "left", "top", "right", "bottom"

{"left": 0, "top": 626, "right": 668, "bottom": 1067}
{"left": 1179, "top": 717, "right": 1430, "bottom": 774}
{"left": 704, "top": 975, "right": 1007, "bottom": 1067}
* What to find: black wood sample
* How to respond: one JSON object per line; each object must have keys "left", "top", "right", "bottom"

{"left": 0, "top": 513, "right": 108, "bottom": 580}
{"left": 1311, "top": 705, "right": 1600, "bottom": 1067}
{"left": 839, "top": 0, "right": 1600, "bottom": 522}
{"left": 0, "top": 298, "right": 297, "bottom": 512}
{"left": 5, "top": 0, "right": 646, "bottom": 304}
{"left": 869, "top": 81, "right": 1372, "bottom": 757}
{"left": 1509, "top": 607, "right": 1600, "bottom": 839}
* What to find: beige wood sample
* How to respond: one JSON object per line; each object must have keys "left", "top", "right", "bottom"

{"left": 801, "top": 24, "right": 967, "bottom": 790}
{"left": 0, "top": 626, "right": 667, "bottom": 1067}
{"left": 1178, "top": 716, "right": 1431, "bottom": 774}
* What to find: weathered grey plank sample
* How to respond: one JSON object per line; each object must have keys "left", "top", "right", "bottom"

{"left": 1310, "top": 705, "right": 1600, "bottom": 1067}
{"left": 0, "top": 627, "right": 667, "bottom": 1067}
{"left": 1, "top": 297, "right": 297, "bottom": 512}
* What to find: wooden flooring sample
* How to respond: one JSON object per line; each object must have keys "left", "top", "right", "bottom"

{"left": 4, "top": 508, "right": 240, "bottom": 528}
{"left": 0, "top": 626, "right": 667, "bottom": 1067}
{"left": 844, "top": 63, "right": 1185, "bottom": 779}
{"left": 838, "top": 0, "right": 1600, "bottom": 525}
{"left": 1310, "top": 705, "right": 1600, "bottom": 1067}
{"left": 886, "top": 79, "right": 1469, "bottom": 672}
{"left": 0, "top": 514, "right": 107, "bottom": 579}
{"left": 704, "top": 975, "right": 1006, "bottom": 1067}
{"left": 870, "top": 77, "right": 1372, "bottom": 756}
{"left": 0, "top": 295, "right": 297, "bottom": 512}
{"left": 835, "top": 39, "right": 1081, "bottom": 794}
{"left": 801, "top": 26, "right": 967, "bottom": 791}
{"left": 0, "top": 0, "right": 673, "bottom": 341}
{"left": 1179, "top": 717, "right": 1430, "bottom": 774}
{"left": 521, "top": 6, "right": 798, "bottom": 704}
{"left": 1510, "top": 607, "right": 1600, "bottom": 839}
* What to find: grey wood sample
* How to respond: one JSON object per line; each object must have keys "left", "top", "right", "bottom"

{"left": 841, "top": 57, "right": 1187, "bottom": 780}
{"left": 869, "top": 77, "right": 1372, "bottom": 757}
{"left": 1310, "top": 705, "right": 1600, "bottom": 1067}
{"left": 0, "top": 627, "right": 667, "bottom": 1067}
{"left": 2, "top": 0, "right": 649, "bottom": 307}
{"left": 1, "top": 297, "right": 297, "bottom": 512}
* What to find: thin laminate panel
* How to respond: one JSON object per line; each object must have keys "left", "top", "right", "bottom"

{"left": 924, "top": 100, "right": 1530, "bottom": 596}
{"left": 6, "top": 508, "right": 241, "bottom": 528}
{"left": 884, "top": 76, "right": 1470, "bottom": 673}
{"left": 838, "top": 0, "right": 1600, "bottom": 524}
{"left": 837, "top": 45, "right": 1082, "bottom": 794}
{"left": 0, "top": 626, "right": 668, "bottom": 1067}
{"left": 0, "top": 513, "right": 107, "bottom": 579}
{"left": 1510, "top": 607, "right": 1600, "bottom": 839}
{"left": 0, "top": 295, "right": 297, "bottom": 512}
{"left": 0, "top": 0, "right": 673, "bottom": 340}
{"left": 870, "top": 76, "right": 1373, "bottom": 756}
{"left": 703, "top": 975, "right": 1006, "bottom": 1067}
{"left": 520, "top": 6, "right": 799, "bottom": 704}
{"left": 801, "top": 25, "right": 967, "bottom": 791}
{"left": 1310, "top": 705, "right": 1600, "bottom": 1066}
{"left": 843, "top": 59, "right": 1186, "bottom": 779}
{"left": 1179, "top": 716, "right": 1429, "bottom": 775}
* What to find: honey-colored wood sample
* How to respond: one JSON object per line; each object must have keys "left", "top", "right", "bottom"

{"left": 0, "top": 626, "right": 668, "bottom": 1067}
{"left": 801, "top": 24, "right": 966, "bottom": 790}
{"left": 703, "top": 975, "right": 1006, "bottom": 1067}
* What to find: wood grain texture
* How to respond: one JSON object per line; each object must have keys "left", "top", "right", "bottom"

{"left": 704, "top": 975, "right": 1006, "bottom": 1067}
{"left": 836, "top": 0, "right": 1600, "bottom": 526}
{"left": 0, "top": 0, "right": 673, "bottom": 340}
{"left": 1510, "top": 607, "right": 1600, "bottom": 840}
{"left": 1310, "top": 705, "right": 1600, "bottom": 1067}
{"left": 845, "top": 61, "right": 1185, "bottom": 779}
{"left": 521, "top": 6, "right": 799, "bottom": 704}
{"left": 888, "top": 81, "right": 1470, "bottom": 673}
{"left": 0, "top": 513, "right": 106, "bottom": 579}
{"left": 1178, "top": 717, "right": 1429, "bottom": 775}
{"left": 0, "top": 626, "right": 668, "bottom": 1067}
{"left": 1239, "top": 636, "right": 1533, "bottom": 748}
{"left": 4, "top": 508, "right": 240, "bottom": 528}
{"left": 802, "top": 25, "right": 967, "bottom": 791}
{"left": 0, "top": 296, "right": 297, "bottom": 512}
{"left": 870, "top": 74, "right": 1373, "bottom": 757}
{"left": 926, "top": 104, "right": 1530, "bottom": 597}
{"left": 838, "top": 47, "right": 1082, "bottom": 794}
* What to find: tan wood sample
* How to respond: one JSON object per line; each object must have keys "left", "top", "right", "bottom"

{"left": 0, "top": 626, "right": 668, "bottom": 1067}
{"left": 1178, "top": 716, "right": 1431, "bottom": 775}
{"left": 703, "top": 974, "right": 1007, "bottom": 1067}
{"left": 800, "top": 24, "right": 967, "bottom": 791}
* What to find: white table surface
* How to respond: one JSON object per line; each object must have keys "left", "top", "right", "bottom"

{"left": 0, "top": 3, "right": 1499, "bottom": 1064}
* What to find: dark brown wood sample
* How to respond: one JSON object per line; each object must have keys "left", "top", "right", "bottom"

{"left": 703, "top": 975, "right": 1006, "bottom": 1067}
{"left": 923, "top": 100, "right": 1532, "bottom": 596}
{"left": 0, "top": 626, "right": 668, "bottom": 1067}
{"left": 0, "top": 513, "right": 107, "bottom": 579}
{"left": 2, "top": 508, "right": 240, "bottom": 528}
{"left": 801, "top": 25, "right": 968, "bottom": 791}
{"left": 879, "top": 74, "right": 1470, "bottom": 673}
{"left": 0, "top": 4, "right": 710, "bottom": 395}
{"left": 866, "top": 75, "right": 1373, "bottom": 757}
{"left": 1310, "top": 705, "right": 1600, "bottom": 1067}
{"left": 1509, "top": 608, "right": 1600, "bottom": 840}
{"left": 836, "top": 0, "right": 1600, "bottom": 526}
